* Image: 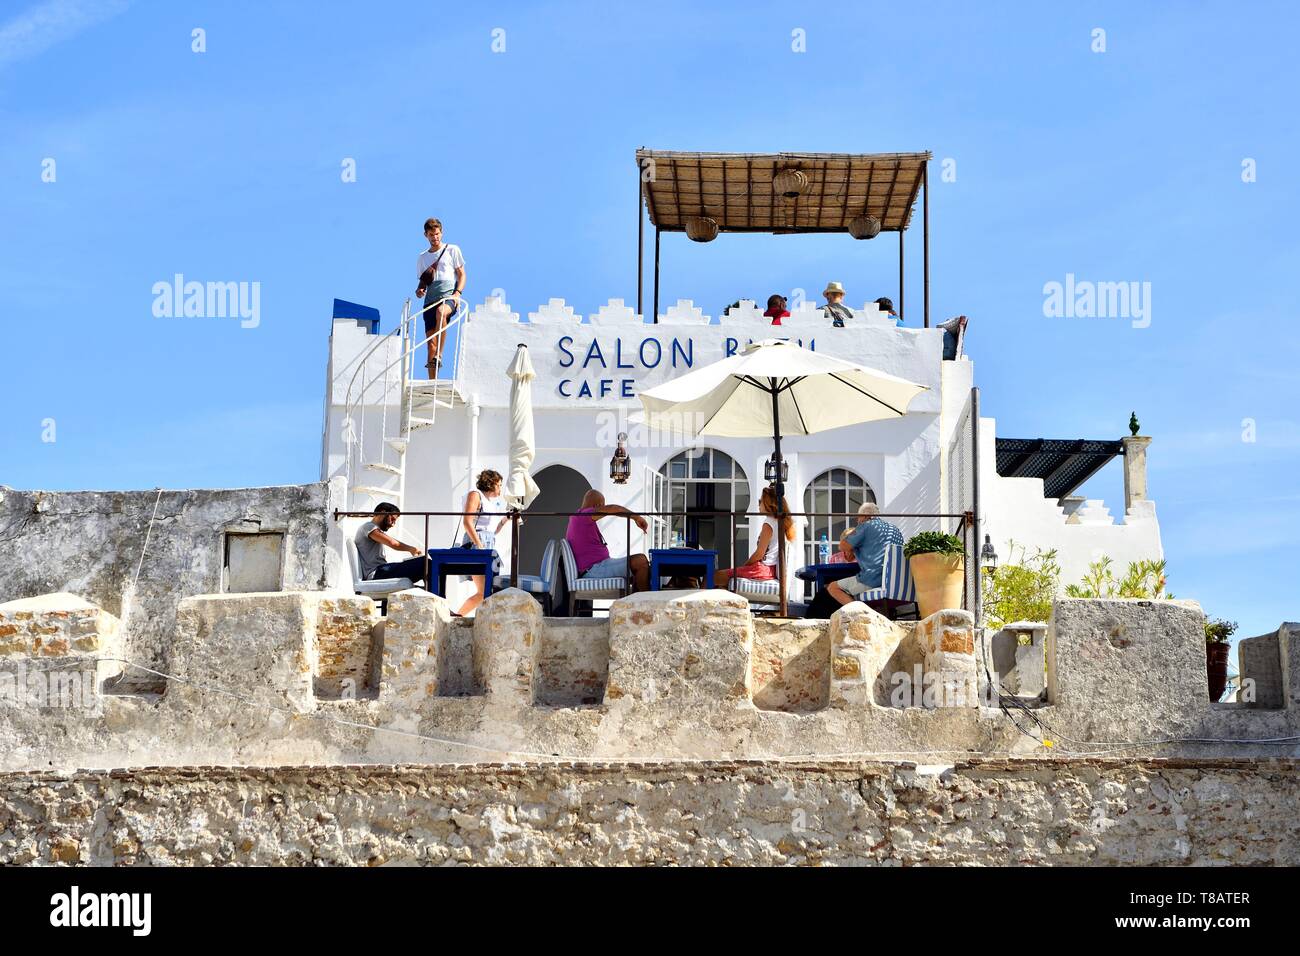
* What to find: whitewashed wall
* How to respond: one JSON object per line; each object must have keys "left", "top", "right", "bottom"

{"left": 323, "top": 297, "right": 1161, "bottom": 603}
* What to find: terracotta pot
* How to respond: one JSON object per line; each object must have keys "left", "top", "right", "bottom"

{"left": 909, "top": 552, "right": 965, "bottom": 618}
{"left": 1206, "top": 642, "right": 1230, "bottom": 702}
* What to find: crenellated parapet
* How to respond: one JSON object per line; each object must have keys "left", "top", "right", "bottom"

{"left": 4, "top": 587, "right": 1298, "bottom": 771}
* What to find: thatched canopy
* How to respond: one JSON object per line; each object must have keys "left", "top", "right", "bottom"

{"left": 636, "top": 149, "right": 932, "bottom": 235}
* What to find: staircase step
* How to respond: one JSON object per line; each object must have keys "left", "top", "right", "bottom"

{"left": 385, "top": 439, "right": 409, "bottom": 454}
{"left": 364, "top": 461, "right": 402, "bottom": 476}
{"left": 407, "top": 417, "right": 436, "bottom": 431}
{"left": 350, "top": 485, "right": 395, "bottom": 498}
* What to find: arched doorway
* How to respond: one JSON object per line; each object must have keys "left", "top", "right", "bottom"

{"left": 520, "top": 464, "right": 592, "bottom": 575}
{"left": 658, "top": 447, "right": 750, "bottom": 567}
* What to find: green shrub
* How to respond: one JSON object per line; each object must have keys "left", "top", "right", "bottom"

{"left": 1064, "top": 556, "right": 1169, "bottom": 599}
{"left": 904, "top": 531, "right": 964, "bottom": 559}
{"left": 981, "top": 541, "right": 1060, "bottom": 630}
{"left": 1205, "top": 618, "right": 1237, "bottom": 644}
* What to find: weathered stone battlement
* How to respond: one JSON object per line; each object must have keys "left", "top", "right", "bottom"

{"left": 2, "top": 586, "right": 1297, "bottom": 771}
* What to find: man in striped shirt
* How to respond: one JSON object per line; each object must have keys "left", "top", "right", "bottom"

{"left": 826, "top": 502, "right": 904, "bottom": 607}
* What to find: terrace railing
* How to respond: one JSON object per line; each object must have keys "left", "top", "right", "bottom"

{"left": 334, "top": 506, "right": 978, "bottom": 615}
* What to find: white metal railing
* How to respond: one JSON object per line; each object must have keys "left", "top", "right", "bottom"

{"left": 340, "top": 295, "right": 470, "bottom": 502}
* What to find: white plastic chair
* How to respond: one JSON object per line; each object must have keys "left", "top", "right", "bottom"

{"left": 346, "top": 535, "right": 415, "bottom": 603}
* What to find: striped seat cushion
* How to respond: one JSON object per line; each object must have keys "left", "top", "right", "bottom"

{"left": 859, "top": 544, "right": 917, "bottom": 603}
{"left": 572, "top": 576, "right": 625, "bottom": 592}
{"left": 494, "top": 573, "right": 546, "bottom": 593}
{"left": 732, "top": 578, "right": 780, "bottom": 595}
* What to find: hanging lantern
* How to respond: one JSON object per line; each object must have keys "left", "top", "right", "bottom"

{"left": 685, "top": 216, "right": 719, "bottom": 242}
{"left": 763, "top": 454, "right": 788, "bottom": 484}
{"left": 848, "top": 215, "right": 882, "bottom": 240}
{"left": 772, "top": 167, "right": 808, "bottom": 200}
{"left": 610, "top": 432, "right": 631, "bottom": 484}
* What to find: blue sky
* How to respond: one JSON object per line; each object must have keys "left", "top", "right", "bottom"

{"left": 2, "top": 0, "right": 1297, "bottom": 638}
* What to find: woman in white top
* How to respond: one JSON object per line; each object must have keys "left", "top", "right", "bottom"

{"left": 713, "top": 486, "right": 796, "bottom": 587}
{"left": 456, "top": 469, "right": 508, "bottom": 616}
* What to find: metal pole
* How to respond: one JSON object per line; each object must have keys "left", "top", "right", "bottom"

{"left": 625, "top": 514, "right": 631, "bottom": 595}
{"left": 510, "top": 509, "right": 519, "bottom": 589}
{"left": 653, "top": 227, "right": 661, "bottom": 324}
{"left": 637, "top": 171, "right": 645, "bottom": 317}
{"left": 423, "top": 515, "right": 430, "bottom": 594}
{"left": 770, "top": 378, "right": 787, "bottom": 617}
{"left": 922, "top": 160, "right": 930, "bottom": 329}
{"left": 898, "top": 229, "right": 905, "bottom": 324}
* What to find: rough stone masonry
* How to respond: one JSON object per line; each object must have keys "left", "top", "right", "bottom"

{"left": 2, "top": 759, "right": 1296, "bottom": 866}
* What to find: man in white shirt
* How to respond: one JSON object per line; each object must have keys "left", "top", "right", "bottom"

{"left": 415, "top": 217, "right": 466, "bottom": 377}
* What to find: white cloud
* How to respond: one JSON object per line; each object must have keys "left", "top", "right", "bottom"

{"left": 0, "top": 0, "right": 131, "bottom": 68}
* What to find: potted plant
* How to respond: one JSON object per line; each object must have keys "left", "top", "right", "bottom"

{"left": 904, "top": 531, "right": 965, "bottom": 618}
{"left": 1204, "top": 618, "right": 1237, "bottom": 702}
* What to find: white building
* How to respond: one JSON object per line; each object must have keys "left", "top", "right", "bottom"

{"left": 320, "top": 150, "right": 1162, "bottom": 610}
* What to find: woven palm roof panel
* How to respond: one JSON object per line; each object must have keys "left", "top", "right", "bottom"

{"left": 636, "top": 149, "right": 932, "bottom": 235}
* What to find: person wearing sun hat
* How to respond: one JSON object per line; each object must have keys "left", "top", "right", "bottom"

{"left": 822, "top": 281, "right": 854, "bottom": 327}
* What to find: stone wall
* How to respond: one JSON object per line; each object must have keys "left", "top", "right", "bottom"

{"left": 3, "top": 589, "right": 1298, "bottom": 772}
{"left": 2, "top": 758, "right": 1295, "bottom": 866}
{"left": 0, "top": 480, "right": 348, "bottom": 687}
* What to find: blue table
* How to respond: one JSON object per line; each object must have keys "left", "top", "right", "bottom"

{"left": 425, "top": 548, "right": 500, "bottom": 599}
{"left": 649, "top": 548, "right": 718, "bottom": 591}
{"left": 796, "top": 562, "right": 859, "bottom": 592}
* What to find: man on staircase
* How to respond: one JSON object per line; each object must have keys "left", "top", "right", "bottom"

{"left": 415, "top": 217, "right": 466, "bottom": 378}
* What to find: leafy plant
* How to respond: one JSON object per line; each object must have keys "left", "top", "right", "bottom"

{"left": 1064, "top": 557, "right": 1169, "bottom": 599}
{"left": 1205, "top": 618, "right": 1237, "bottom": 645}
{"left": 981, "top": 541, "right": 1060, "bottom": 631}
{"left": 904, "top": 531, "right": 964, "bottom": 558}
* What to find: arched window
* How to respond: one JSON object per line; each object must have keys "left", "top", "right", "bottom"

{"left": 658, "top": 448, "right": 750, "bottom": 567}
{"left": 803, "top": 468, "right": 875, "bottom": 564}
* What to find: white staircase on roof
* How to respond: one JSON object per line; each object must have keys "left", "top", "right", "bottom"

{"left": 342, "top": 297, "right": 469, "bottom": 511}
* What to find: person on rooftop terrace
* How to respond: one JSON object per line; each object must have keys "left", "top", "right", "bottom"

{"left": 565, "top": 490, "right": 651, "bottom": 592}
{"left": 455, "top": 469, "right": 509, "bottom": 617}
{"left": 822, "top": 281, "right": 853, "bottom": 327}
{"left": 763, "top": 294, "right": 790, "bottom": 326}
{"left": 713, "top": 485, "right": 795, "bottom": 587}
{"left": 825, "top": 502, "right": 903, "bottom": 606}
{"left": 875, "top": 296, "right": 899, "bottom": 325}
{"left": 414, "top": 217, "right": 466, "bottom": 378}
{"left": 354, "top": 502, "right": 433, "bottom": 586}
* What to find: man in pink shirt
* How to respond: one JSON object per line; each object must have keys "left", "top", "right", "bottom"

{"left": 565, "top": 490, "right": 651, "bottom": 592}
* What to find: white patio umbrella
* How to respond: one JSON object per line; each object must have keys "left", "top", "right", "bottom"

{"left": 638, "top": 339, "right": 928, "bottom": 615}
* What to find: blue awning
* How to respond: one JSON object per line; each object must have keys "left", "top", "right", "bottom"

{"left": 332, "top": 298, "right": 381, "bottom": 334}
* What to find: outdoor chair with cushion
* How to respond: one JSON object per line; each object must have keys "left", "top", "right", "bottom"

{"left": 859, "top": 542, "right": 919, "bottom": 621}
{"left": 727, "top": 574, "right": 782, "bottom": 607}
{"left": 346, "top": 535, "right": 415, "bottom": 613}
{"left": 493, "top": 538, "right": 563, "bottom": 616}
{"left": 558, "top": 538, "right": 628, "bottom": 616}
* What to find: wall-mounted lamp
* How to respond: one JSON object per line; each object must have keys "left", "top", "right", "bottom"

{"left": 610, "top": 432, "right": 631, "bottom": 484}
{"left": 980, "top": 534, "right": 998, "bottom": 571}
